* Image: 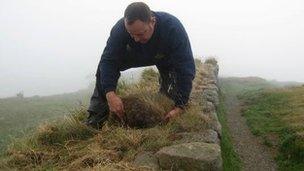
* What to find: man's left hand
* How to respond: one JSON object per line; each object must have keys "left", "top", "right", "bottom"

{"left": 163, "top": 107, "right": 184, "bottom": 123}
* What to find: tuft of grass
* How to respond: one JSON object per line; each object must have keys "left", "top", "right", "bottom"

{"left": 116, "top": 69, "right": 159, "bottom": 97}
{"left": 140, "top": 68, "right": 159, "bottom": 84}
{"left": 140, "top": 126, "right": 172, "bottom": 151}
{"left": 166, "top": 105, "right": 211, "bottom": 133}
{"left": 34, "top": 108, "right": 97, "bottom": 146}
{"left": 2, "top": 108, "right": 97, "bottom": 170}
{"left": 205, "top": 57, "right": 218, "bottom": 65}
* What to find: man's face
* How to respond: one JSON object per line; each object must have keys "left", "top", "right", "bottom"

{"left": 124, "top": 17, "right": 156, "bottom": 44}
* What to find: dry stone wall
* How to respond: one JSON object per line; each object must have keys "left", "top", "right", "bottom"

{"left": 134, "top": 58, "right": 223, "bottom": 171}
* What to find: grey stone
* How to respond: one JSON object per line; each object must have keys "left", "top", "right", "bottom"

{"left": 203, "top": 101, "right": 215, "bottom": 113}
{"left": 207, "top": 80, "right": 218, "bottom": 85}
{"left": 203, "top": 89, "right": 219, "bottom": 107}
{"left": 207, "top": 84, "right": 219, "bottom": 92}
{"left": 134, "top": 151, "right": 159, "bottom": 170}
{"left": 211, "top": 122, "right": 222, "bottom": 138}
{"left": 203, "top": 112, "right": 222, "bottom": 136}
{"left": 156, "top": 142, "right": 222, "bottom": 171}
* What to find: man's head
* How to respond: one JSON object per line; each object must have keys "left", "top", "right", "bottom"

{"left": 124, "top": 2, "right": 156, "bottom": 44}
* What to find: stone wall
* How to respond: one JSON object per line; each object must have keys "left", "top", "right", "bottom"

{"left": 134, "top": 58, "right": 222, "bottom": 171}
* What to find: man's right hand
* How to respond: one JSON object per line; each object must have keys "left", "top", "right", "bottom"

{"left": 106, "top": 91, "right": 125, "bottom": 120}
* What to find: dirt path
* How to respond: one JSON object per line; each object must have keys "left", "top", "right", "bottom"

{"left": 224, "top": 94, "right": 277, "bottom": 171}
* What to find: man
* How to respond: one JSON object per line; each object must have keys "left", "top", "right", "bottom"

{"left": 85, "top": 2, "right": 195, "bottom": 128}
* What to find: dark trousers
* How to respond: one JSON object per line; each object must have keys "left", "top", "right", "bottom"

{"left": 87, "top": 69, "right": 110, "bottom": 116}
{"left": 88, "top": 68, "right": 177, "bottom": 116}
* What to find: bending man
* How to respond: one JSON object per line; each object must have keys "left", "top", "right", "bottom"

{"left": 86, "top": 2, "right": 196, "bottom": 128}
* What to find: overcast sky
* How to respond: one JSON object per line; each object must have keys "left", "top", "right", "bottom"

{"left": 1, "top": 0, "right": 304, "bottom": 97}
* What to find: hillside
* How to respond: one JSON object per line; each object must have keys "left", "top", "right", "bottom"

{"left": 0, "top": 89, "right": 92, "bottom": 153}
{"left": 219, "top": 76, "right": 276, "bottom": 95}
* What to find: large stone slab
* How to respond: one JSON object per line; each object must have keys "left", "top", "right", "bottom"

{"left": 156, "top": 142, "right": 222, "bottom": 171}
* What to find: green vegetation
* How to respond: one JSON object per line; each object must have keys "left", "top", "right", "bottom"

{"left": 220, "top": 77, "right": 304, "bottom": 170}
{"left": 217, "top": 77, "right": 277, "bottom": 170}
{"left": 217, "top": 92, "right": 242, "bottom": 171}
{"left": 239, "top": 86, "right": 304, "bottom": 170}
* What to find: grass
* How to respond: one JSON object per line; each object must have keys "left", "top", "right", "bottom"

{"left": 0, "top": 66, "right": 216, "bottom": 170}
{"left": 218, "top": 77, "right": 275, "bottom": 171}
{"left": 0, "top": 88, "right": 91, "bottom": 153}
{"left": 0, "top": 104, "right": 210, "bottom": 170}
{"left": 217, "top": 91, "right": 242, "bottom": 171}
{"left": 220, "top": 77, "right": 304, "bottom": 170}
{"left": 239, "top": 86, "right": 304, "bottom": 170}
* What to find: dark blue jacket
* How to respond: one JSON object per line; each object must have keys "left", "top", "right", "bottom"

{"left": 98, "top": 11, "right": 195, "bottom": 107}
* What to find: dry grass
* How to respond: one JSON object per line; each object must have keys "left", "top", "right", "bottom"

{"left": 205, "top": 57, "right": 218, "bottom": 65}
{"left": 280, "top": 87, "right": 304, "bottom": 134}
{"left": 1, "top": 62, "right": 216, "bottom": 170}
{"left": 118, "top": 68, "right": 159, "bottom": 97}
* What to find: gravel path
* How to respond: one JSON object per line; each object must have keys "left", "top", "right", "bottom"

{"left": 224, "top": 94, "right": 277, "bottom": 171}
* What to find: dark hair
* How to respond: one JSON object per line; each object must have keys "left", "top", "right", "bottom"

{"left": 124, "top": 2, "right": 152, "bottom": 25}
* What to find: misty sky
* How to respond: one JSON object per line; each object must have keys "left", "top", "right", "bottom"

{"left": 1, "top": 0, "right": 304, "bottom": 98}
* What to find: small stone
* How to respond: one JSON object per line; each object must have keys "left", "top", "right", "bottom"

{"left": 203, "top": 112, "right": 222, "bottom": 136}
{"left": 203, "top": 89, "right": 219, "bottom": 107}
{"left": 203, "top": 101, "right": 215, "bottom": 113}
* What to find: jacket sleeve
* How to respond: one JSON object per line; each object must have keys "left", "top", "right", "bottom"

{"left": 98, "top": 20, "right": 127, "bottom": 94}
{"left": 168, "top": 19, "right": 196, "bottom": 108}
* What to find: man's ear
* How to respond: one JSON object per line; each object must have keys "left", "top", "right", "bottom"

{"left": 151, "top": 17, "right": 156, "bottom": 23}
{"left": 150, "top": 17, "right": 156, "bottom": 27}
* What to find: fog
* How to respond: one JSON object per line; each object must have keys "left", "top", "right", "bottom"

{"left": 1, "top": 0, "right": 303, "bottom": 98}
